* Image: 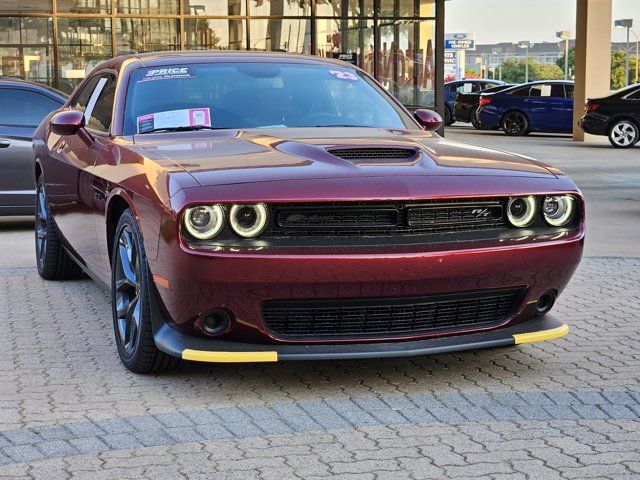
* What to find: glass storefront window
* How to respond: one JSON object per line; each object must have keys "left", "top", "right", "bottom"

{"left": 185, "top": 19, "right": 245, "bottom": 50}
{"left": 315, "top": 18, "right": 374, "bottom": 76}
{"left": 0, "top": 17, "right": 54, "bottom": 85}
{"left": 57, "top": 18, "right": 112, "bottom": 93}
{"left": 0, "top": 0, "right": 51, "bottom": 13}
{"left": 183, "top": 0, "right": 245, "bottom": 15}
{"left": 250, "top": 19, "right": 311, "bottom": 54}
{"left": 57, "top": 0, "right": 110, "bottom": 14}
{"left": 379, "top": 0, "right": 435, "bottom": 18}
{"left": 379, "top": 19, "right": 435, "bottom": 108}
{"left": 116, "top": 18, "right": 179, "bottom": 54}
{"left": 249, "top": 0, "right": 310, "bottom": 17}
{"left": 117, "top": 0, "right": 178, "bottom": 15}
{"left": 315, "top": 0, "right": 374, "bottom": 18}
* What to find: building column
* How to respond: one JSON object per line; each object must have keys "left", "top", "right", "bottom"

{"left": 573, "top": 0, "right": 613, "bottom": 141}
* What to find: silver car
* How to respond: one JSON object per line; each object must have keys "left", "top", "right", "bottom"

{"left": 0, "top": 79, "right": 66, "bottom": 215}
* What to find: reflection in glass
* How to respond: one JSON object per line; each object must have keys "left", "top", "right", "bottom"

{"left": 0, "top": 0, "right": 51, "bottom": 13}
{"left": 315, "top": 19, "right": 373, "bottom": 76}
{"left": 183, "top": 0, "right": 244, "bottom": 15}
{"left": 117, "top": 0, "right": 178, "bottom": 14}
{"left": 379, "top": 0, "right": 435, "bottom": 17}
{"left": 379, "top": 20, "right": 435, "bottom": 108}
{"left": 57, "top": 18, "right": 112, "bottom": 93}
{"left": 185, "top": 19, "right": 245, "bottom": 50}
{"left": 249, "top": 0, "right": 310, "bottom": 16}
{"left": 116, "top": 19, "right": 179, "bottom": 54}
{"left": 250, "top": 19, "right": 311, "bottom": 54}
{"left": 0, "top": 17, "right": 53, "bottom": 85}
{"left": 315, "top": 0, "right": 374, "bottom": 17}
{"left": 57, "top": 0, "right": 110, "bottom": 14}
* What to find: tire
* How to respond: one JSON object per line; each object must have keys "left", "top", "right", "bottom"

{"left": 35, "top": 176, "right": 83, "bottom": 280}
{"left": 444, "top": 106, "right": 455, "bottom": 126}
{"left": 111, "top": 209, "right": 179, "bottom": 373}
{"left": 470, "top": 106, "right": 483, "bottom": 130}
{"left": 608, "top": 120, "right": 639, "bottom": 148}
{"left": 501, "top": 111, "right": 529, "bottom": 136}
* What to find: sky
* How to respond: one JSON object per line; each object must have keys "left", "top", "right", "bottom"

{"left": 446, "top": 0, "right": 640, "bottom": 45}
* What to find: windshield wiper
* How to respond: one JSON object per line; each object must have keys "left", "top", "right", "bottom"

{"left": 139, "top": 125, "right": 222, "bottom": 134}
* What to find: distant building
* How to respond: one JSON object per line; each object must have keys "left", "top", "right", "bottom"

{"left": 465, "top": 41, "right": 630, "bottom": 76}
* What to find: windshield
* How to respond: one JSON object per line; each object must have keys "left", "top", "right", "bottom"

{"left": 123, "top": 62, "right": 413, "bottom": 135}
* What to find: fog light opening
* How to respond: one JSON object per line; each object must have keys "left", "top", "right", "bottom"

{"left": 535, "top": 291, "right": 556, "bottom": 316}
{"left": 198, "top": 309, "right": 231, "bottom": 337}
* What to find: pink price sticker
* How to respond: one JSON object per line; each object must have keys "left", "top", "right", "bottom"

{"left": 329, "top": 70, "right": 358, "bottom": 81}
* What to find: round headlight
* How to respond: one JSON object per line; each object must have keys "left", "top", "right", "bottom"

{"left": 183, "top": 205, "right": 224, "bottom": 239}
{"left": 543, "top": 195, "right": 575, "bottom": 226}
{"left": 229, "top": 204, "right": 269, "bottom": 238}
{"left": 506, "top": 196, "right": 537, "bottom": 227}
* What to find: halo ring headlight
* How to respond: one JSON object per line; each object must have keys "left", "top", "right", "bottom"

{"left": 543, "top": 195, "right": 575, "bottom": 226}
{"left": 229, "top": 203, "right": 269, "bottom": 238}
{"left": 183, "top": 205, "right": 224, "bottom": 240}
{"left": 506, "top": 196, "right": 537, "bottom": 228}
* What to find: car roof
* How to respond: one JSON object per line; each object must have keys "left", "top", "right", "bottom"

{"left": 91, "top": 50, "right": 360, "bottom": 75}
{"left": 446, "top": 79, "right": 503, "bottom": 84}
{"left": 0, "top": 77, "right": 68, "bottom": 99}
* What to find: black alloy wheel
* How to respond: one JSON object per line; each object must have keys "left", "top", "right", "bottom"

{"left": 35, "top": 176, "right": 82, "bottom": 280}
{"left": 501, "top": 111, "right": 529, "bottom": 136}
{"left": 111, "top": 209, "right": 179, "bottom": 373}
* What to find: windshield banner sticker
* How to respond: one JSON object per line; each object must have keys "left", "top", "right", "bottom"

{"left": 136, "top": 108, "right": 211, "bottom": 134}
{"left": 138, "top": 67, "right": 196, "bottom": 82}
{"left": 329, "top": 70, "right": 358, "bottom": 81}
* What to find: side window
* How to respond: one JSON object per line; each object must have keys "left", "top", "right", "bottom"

{"left": 0, "top": 89, "right": 63, "bottom": 127}
{"left": 456, "top": 83, "right": 475, "bottom": 93}
{"left": 528, "top": 84, "right": 563, "bottom": 98}
{"left": 71, "top": 76, "right": 102, "bottom": 113}
{"left": 509, "top": 87, "right": 530, "bottom": 96}
{"left": 85, "top": 74, "right": 116, "bottom": 132}
{"left": 564, "top": 84, "right": 575, "bottom": 99}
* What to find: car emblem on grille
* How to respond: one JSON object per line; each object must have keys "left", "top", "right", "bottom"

{"left": 470, "top": 208, "right": 492, "bottom": 217}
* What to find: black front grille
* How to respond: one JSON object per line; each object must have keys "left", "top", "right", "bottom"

{"left": 269, "top": 200, "right": 507, "bottom": 237}
{"left": 328, "top": 147, "right": 418, "bottom": 163}
{"left": 262, "top": 288, "right": 524, "bottom": 339}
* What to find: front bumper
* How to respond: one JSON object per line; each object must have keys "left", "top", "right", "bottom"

{"left": 149, "top": 302, "right": 568, "bottom": 362}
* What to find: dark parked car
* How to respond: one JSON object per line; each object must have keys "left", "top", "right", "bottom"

{"left": 0, "top": 79, "right": 66, "bottom": 215}
{"left": 444, "top": 79, "right": 505, "bottom": 126}
{"left": 477, "top": 81, "right": 574, "bottom": 136}
{"left": 34, "top": 52, "right": 583, "bottom": 373}
{"left": 454, "top": 84, "right": 513, "bottom": 128}
{"left": 580, "top": 83, "right": 640, "bottom": 148}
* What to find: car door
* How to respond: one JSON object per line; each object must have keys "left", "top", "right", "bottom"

{"left": 561, "top": 84, "right": 575, "bottom": 133}
{"left": 0, "top": 87, "right": 63, "bottom": 214}
{"left": 523, "top": 83, "right": 565, "bottom": 131}
{"left": 44, "top": 72, "right": 114, "bottom": 270}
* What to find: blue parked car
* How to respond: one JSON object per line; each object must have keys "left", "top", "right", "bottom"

{"left": 476, "top": 80, "right": 574, "bottom": 136}
{"left": 444, "top": 79, "right": 505, "bottom": 125}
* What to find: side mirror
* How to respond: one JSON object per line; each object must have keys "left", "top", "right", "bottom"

{"left": 50, "top": 110, "right": 85, "bottom": 136}
{"left": 414, "top": 109, "right": 443, "bottom": 132}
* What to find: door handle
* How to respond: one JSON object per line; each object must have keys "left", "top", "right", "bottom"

{"left": 0, "top": 139, "right": 10, "bottom": 148}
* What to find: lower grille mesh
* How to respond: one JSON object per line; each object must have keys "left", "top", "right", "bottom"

{"left": 262, "top": 288, "right": 524, "bottom": 339}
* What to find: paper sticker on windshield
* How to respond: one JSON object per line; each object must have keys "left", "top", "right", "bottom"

{"left": 136, "top": 108, "right": 211, "bottom": 134}
{"left": 138, "top": 67, "right": 196, "bottom": 83}
{"left": 329, "top": 70, "right": 358, "bottom": 81}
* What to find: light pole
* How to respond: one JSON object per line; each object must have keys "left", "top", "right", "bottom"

{"left": 615, "top": 19, "right": 633, "bottom": 86}
{"left": 492, "top": 47, "right": 503, "bottom": 81}
{"left": 518, "top": 41, "right": 531, "bottom": 83}
{"left": 556, "top": 30, "right": 571, "bottom": 80}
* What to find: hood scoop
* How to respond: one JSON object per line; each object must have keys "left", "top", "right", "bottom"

{"left": 327, "top": 147, "right": 420, "bottom": 164}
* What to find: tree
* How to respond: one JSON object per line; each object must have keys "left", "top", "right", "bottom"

{"left": 499, "top": 59, "right": 564, "bottom": 83}
{"left": 611, "top": 50, "right": 639, "bottom": 89}
{"left": 556, "top": 47, "right": 575, "bottom": 76}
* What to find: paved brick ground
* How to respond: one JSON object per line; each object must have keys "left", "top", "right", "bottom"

{"left": 1, "top": 256, "right": 639, "bottom": 479}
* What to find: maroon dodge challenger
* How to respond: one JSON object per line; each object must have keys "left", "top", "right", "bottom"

{"left": 33, "top": 52, "right": 584, "bottom": 373}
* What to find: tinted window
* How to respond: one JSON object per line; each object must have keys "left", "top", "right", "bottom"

{"left": 0, "top": 88, "right": 62, "bottom": 126}
{"left": 565, "top": 84, "right": 574, "bottom": 99}
{"left": 123, "top": 63, "right": 412, "bottom": 135}
{"left": 71, "top": 75, "right": 102, "bottom": 113}
{"left": 509, "top": 87, "right": 530, "bottom": 97}
{"left": 85, "top": 74, "right": 116, "bottom": 132}
{"left": 528, "top": 84, "right": 564, "bottom": 98}
{"left": 455, "top": 82, "right": 479, "bottom": 93}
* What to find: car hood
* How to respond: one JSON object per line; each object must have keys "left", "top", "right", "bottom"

{"left": 130, "top": 127, "right": 557, "bottom": 187}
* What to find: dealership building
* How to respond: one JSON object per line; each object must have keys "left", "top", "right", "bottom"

{"left": 0, "top": 0, "right": 444, "bottom": 110}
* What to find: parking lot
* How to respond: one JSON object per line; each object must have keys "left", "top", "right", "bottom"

{"left": 1, "top": 128, "right": 639, "bottom": 479}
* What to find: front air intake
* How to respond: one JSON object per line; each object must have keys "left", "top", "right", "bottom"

{"left": 328, "top": 147, "right": 419, "bottom": 163}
